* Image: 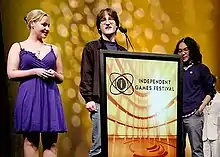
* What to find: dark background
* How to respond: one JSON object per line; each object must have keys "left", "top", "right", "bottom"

{"left": 0, "top": 10, "right": 12, "bottom": 157}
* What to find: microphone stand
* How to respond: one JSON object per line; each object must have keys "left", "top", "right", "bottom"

{"left": 119, "top": 26, "right": 134, "bottom": 52}
{"left": 124, "top": 32, "right": 134, "bottom": 52}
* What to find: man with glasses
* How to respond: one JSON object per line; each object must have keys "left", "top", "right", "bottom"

{"left": 174, "top": 37, "right": 216, "bottom": 157}
{"left": 79, "top": 8, "right": 126, "bottom": 157}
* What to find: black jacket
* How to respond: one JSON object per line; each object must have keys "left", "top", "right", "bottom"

{"left": 80, "top": 38, "right": 127, "bottom": 103}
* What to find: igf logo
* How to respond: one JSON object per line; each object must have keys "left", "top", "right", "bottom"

{"left": 109, "top": 73, "right": 134, "bottom": 95}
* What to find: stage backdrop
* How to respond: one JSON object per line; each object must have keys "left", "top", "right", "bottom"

{"left": 1, "top": 0, "right": 220, "bottom": 157}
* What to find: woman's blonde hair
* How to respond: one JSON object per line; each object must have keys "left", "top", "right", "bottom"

{"left": 24, "top": 9, "right": 49, "bottom": 29}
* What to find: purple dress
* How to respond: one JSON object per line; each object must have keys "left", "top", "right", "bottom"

{"left": 15, "top": 44, "right": 67, "bottom": 133}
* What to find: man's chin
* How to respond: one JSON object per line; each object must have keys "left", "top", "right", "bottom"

{"left": 103, "top": 30, "right": 116, "bottom": 35}
{"left": 183, "top": 58, "right": 189, "bottom": 62}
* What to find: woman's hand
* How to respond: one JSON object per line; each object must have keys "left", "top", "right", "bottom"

{"left": 46, "top": 69, "right": 56, "bottom": 78}
{"left": 34, "top": 68, "right": 54, "bottom": 79}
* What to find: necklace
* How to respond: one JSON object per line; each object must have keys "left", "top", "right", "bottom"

{"left": 34, "top": 43, "right": 45, "bottom": 58}
{"left": 35, "top": 50, "right": 41, "bottom": 58}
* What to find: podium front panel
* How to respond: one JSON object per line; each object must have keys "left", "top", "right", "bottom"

{"left": 100, "top": 50, "right": 182, "bottom": 157}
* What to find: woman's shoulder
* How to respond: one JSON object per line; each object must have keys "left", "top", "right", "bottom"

{"left": 9, "top": 41, "right": 24, "bottom": 51}
{"left": 12, "top": 40, "right": 31, "bottom": 50}
{"left": 44, "top": 43, "right": 60, "bottom": 57}
{"left": 16, "top": 40, "right": 28, "bottom": 47}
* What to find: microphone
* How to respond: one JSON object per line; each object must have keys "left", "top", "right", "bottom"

{"left": 119, "top": 26, "right": 134, "bottom": 51}
{"left": 119, "top": 26, "right": 127, "bottom": 34}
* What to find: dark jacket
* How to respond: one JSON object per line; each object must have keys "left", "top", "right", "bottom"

{"left": 80, "top": 38, "right": 127, "bottom": 103}
{"left": 182, "top": 63, "right": 216, "bottom": 115}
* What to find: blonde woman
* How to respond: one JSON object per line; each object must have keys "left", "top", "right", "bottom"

{"left": 7, "top": 9, "right": 67, "bottom": 157}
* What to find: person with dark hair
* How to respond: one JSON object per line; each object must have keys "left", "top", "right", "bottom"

{"left": 203, "top": 74, "right": 220, "bottom": 157}
{"left": 79, "top": 7, "right": 126, "bottom": 157}
{"left": 174, "top": 37, "right": 216, "bottom": 157}
{"left": 6, "top": 9, "right": 67, "bottom": 157}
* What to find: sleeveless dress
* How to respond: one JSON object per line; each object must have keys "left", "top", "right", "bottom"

{"left": 15, "top": 43, "right": 67, "bottom": 133}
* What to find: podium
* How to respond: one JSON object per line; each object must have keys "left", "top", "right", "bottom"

{"left": 99, "top": 50, "right": 182, "bottom": 157}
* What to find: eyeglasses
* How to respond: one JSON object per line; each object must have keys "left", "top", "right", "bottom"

{"left": 178, "top": 47, "right": 189, "bottom": 54}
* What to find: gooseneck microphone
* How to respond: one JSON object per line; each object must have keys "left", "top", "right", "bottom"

{"left": 119, "top": 26, "right": 127, "bottom": 34}
{"left": 119, "top": 26, "right": 134, "bottom": 51}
